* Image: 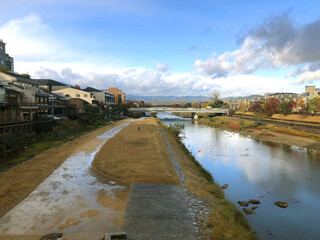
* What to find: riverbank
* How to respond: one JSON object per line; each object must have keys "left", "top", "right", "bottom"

{"left": 0, "top": 118, "right": 126, "bottom": 171}
{"left": 0, "top": 120, "right": 127, "bottom": 218}
{"left": 93, "top": 118, "right": 256, "bottom": 239}
{"left": 200, "top": 116, "right": 320, "bottom": 151}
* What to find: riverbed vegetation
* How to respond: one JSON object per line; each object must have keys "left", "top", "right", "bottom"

{"left": 0, "top": 117, "right": 114, "bottom": 171}
{"left": 162, "top": 122, "right": 256, "bottom": 239}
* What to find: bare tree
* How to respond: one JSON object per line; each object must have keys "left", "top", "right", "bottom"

{"left": 210, "top": 90, "right": 220, "bottom": 102}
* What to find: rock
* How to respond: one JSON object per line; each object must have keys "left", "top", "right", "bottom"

{"left": 221, "top": 184, "right": 228, "bottom": 189}
{"left": 237, "top": 201, "right": 249, "bottom": 207}
{"left": 242, "top": 208, "right": 256, "bottom": 215}
{"left": 274, "top": 201, "right": 288, "bottom": 208}
{"left": 251, "top": 206, "right": 258, "bottom": 210}
{"left": 40, "top": 233, "right": 63, "bottom": 240}
{"left": 248, "top": 199, "right": 261, "bottom": 204}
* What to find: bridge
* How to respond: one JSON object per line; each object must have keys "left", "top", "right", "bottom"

{"left": 128, "top": 107, "right": 229, "bottom": 119}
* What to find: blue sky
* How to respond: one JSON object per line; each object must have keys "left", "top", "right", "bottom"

{"left": 0, "top": 0, "right": 320, "bottom": 97}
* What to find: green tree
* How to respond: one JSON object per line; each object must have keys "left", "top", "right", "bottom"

{"left": 183, "top": 102, "right": 192, "bottom": 108}
{"left": 0, "top": 65, "right": 10, "bottom": 73}
{"left": 211, "top": 100, "right": 224, "bottom": 108}
{"left": 83, "top": 105, "right": 103, "bottom": 125}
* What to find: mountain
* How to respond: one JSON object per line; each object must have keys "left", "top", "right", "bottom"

{"left": 126, "top": 94, "right": 210, "bottom": 104}
{"left": 222, "top": 94, "right": 264, "bottom": 101}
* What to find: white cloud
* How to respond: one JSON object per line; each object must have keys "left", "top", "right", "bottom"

{"left": 0, "top": 13, "right": 307, "bottom": 97}
{"left": 296, "top": 70, "right": 320, "bottom": 84}
{"left": 0, "top": 13, "right": 73, "bottom": 62}
{"left": 154, "top": 63, "right": 169, "bottom": 72}
{"left": 194, "top": 13, "right": 320, "bottom": 84}
{"left": 29, "top": 64, "right": 298, "bottom": 97}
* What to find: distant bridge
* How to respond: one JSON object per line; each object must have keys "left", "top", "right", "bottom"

{"left": 128, "top": 107, "right": 229, "bottom": 119}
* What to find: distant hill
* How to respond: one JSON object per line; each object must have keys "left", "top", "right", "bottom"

{"left": 222, "top": 94, "right": 264, "bottom": 101}
{"left": 126, "top": 94, "right": 210, "bottom": 104}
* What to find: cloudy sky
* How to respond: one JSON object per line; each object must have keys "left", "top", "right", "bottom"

{"left": 0, "top": 0, "right": 319, "bottom": 97}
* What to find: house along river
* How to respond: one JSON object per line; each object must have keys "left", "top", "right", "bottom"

{"left": 158, "top": 112, "right": 320, "bottom": 240}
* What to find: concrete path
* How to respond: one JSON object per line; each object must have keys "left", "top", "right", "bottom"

{"left": 0, "top": 121, "right": 132, "bottom": 240}
{"left": 123, "top": 183, "right": 194, "bottom": 239}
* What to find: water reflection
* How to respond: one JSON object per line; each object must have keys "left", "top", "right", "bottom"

{"left": 160, "top": 113, "right": 320, "bottom": 240}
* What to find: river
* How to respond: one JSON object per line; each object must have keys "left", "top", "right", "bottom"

{"left": 158, "top": 112, "right": 320, "bottom": 240}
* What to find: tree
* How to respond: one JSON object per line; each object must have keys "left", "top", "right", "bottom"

{"left": 20, "top": 73, "right": 31, "bottom": 79}
{"left": 211, "top": 100, "right": 224, "bottom": 108}
{"left": 264, "top": 98, "right": 280, "bottom": 117}
{"left": 307, "top": 98, "right": 320, "bottom": 115}
{"left": 278, "top": 100, "right": 296, "bottom": 116}
{"left": 192, "top": 102, "right": 201, "bottom": 108}
{"left": 210, "top": 90, "right": 220, "bottom": 102}
{"left": 183, "top": 102, "right": 192, "bottom": 108}
{"left": 298, "top": 99, "right": 306, "bottom": 115}
{"left": 238, "top": 102, "right": 248, "bottom": 114}
{"left": 83, "top": 105, "right": 103, "bottom": 125}
{"left": 251, "top": 102, "right": 262, "bottom": 113}
{"left": 0, "top": 65, "right": 10, "bottom": 73}
{"left": 202, "top": 102, "right": 210, "bottom": 108}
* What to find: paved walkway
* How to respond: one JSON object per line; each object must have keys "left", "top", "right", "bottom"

{"left": 123, "top": 183, "right": 194, "bottom": 239}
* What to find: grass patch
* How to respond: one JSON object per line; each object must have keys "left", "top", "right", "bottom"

{"left": 7, "top": 140, "right": 64, "bottom": 165}
{"left": 93, "top": 118, "right": 180, "bottom": 185}
{"left": 1, "top": 119, "right": 112, "bottom": 170}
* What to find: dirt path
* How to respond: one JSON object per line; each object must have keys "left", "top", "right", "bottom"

{"left": 0, "top": 120, "right": 131, "bottom": 240}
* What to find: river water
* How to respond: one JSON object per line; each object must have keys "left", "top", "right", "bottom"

{"left": 159, "top": 113, "right": 320, "bottom": 240}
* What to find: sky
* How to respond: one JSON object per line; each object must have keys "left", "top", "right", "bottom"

{"left": 0, "top": 0, "right": 320, "bottom": 97}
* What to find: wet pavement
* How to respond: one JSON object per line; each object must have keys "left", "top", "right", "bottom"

{"left": 0, "top": 121, "right": 131, "bottom": 239}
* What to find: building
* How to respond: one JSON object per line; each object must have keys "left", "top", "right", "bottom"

{"left": 305, "top": 86, "right": 320, "bottom": 101}
{"left": 83, "top": 87, "right": 114, "bottom": 105}
{"left": 35, "top": 79, "right": 70, "bottom": 92}
{"left": 104, "top": 87, "right": 125, "bottom": 104}
{"left": 264, "top": 92, "right": 300, "bottom": 102}
{"left": 52, "top": 87, "right": 95, "bottom": 104}
{"left": 0, "top": 72, "right": 50, "bottom": 122}
{"left": 59, "top": 98, "right": 88, "bottom": 119}
{"left": 0, "top": 39, "right": 14, "bottom": 71}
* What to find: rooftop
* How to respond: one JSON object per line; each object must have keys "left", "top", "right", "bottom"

{"left": 6, "top": 72, "right": 40, "bottom": 86}
{"left": 34, "top": 79, "right": 69, "bottom": 87}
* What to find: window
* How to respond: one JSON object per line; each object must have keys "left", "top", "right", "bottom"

{"left": 84, "top": 94, "right": 88, "bottom": 97}
{"left": 66, "top": 94, "right": 70, "bottom": 97}
{"left": 76, "top": 94, "right": 80, "bottom": 97}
